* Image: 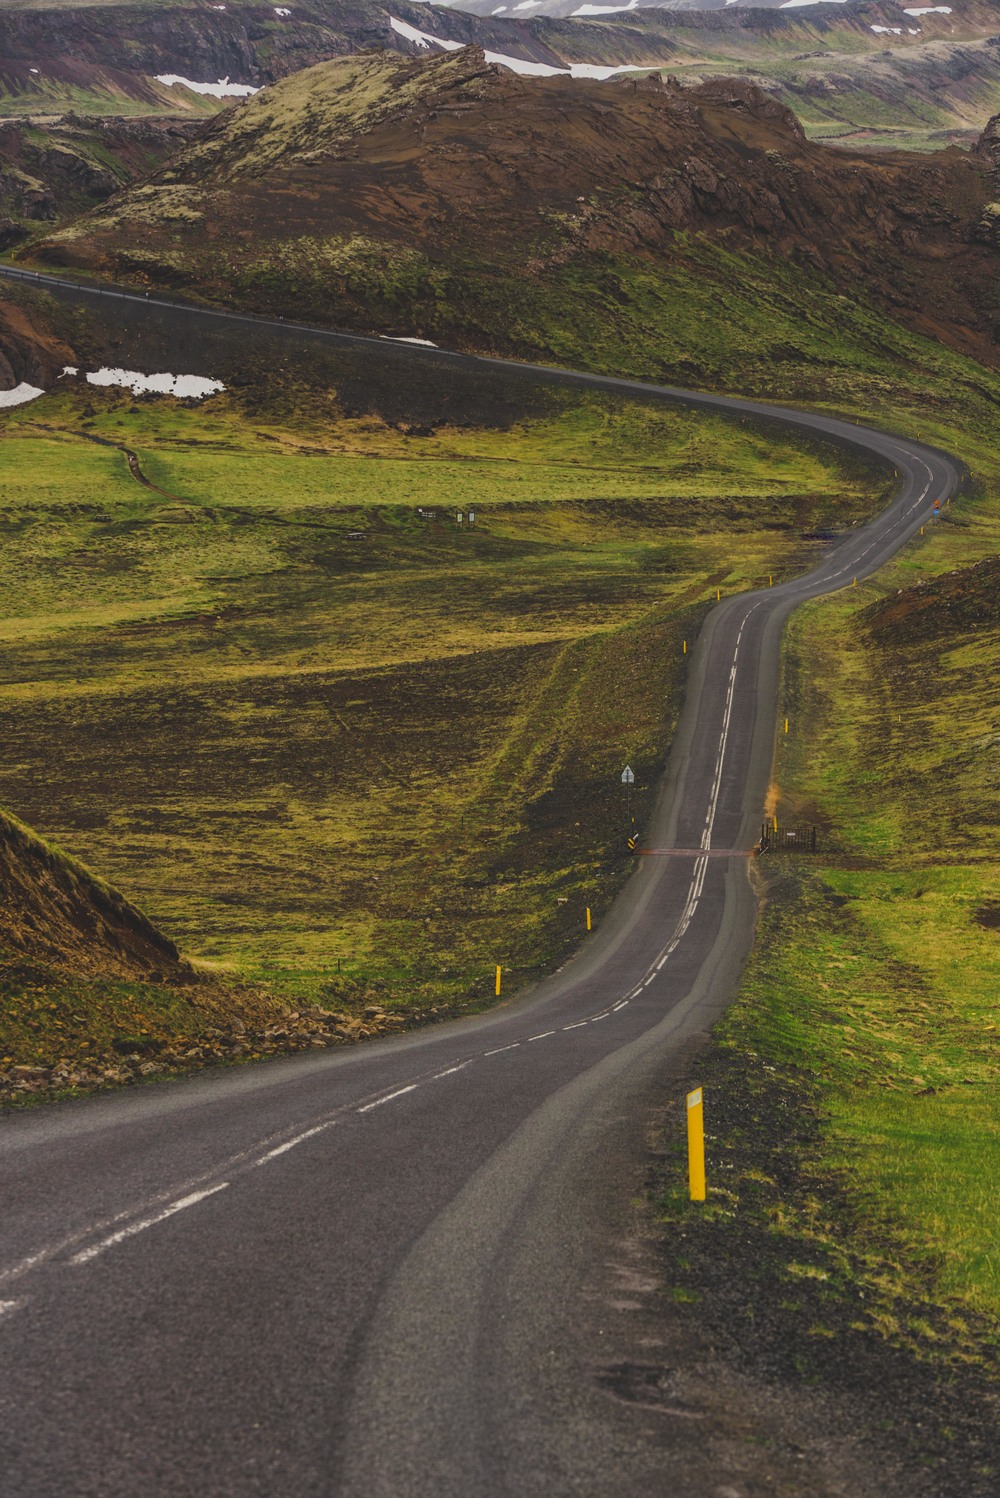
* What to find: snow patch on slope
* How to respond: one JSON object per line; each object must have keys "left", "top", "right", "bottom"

{"left": 390, "top": 16, "right": 463, "bottom": 50}
{"left": 390, "top": 16, "right": 652, "bottom": 79}
{"left": 155, "top": 74, "right": 259, "bottom": 98}
{"left": 85, "top": 369, "right": 225, "bottom": 399}
{"left": 0, "top": 383, "right": 44, "bottom": 409}
{"left": 572, "top": 1, "right": 637, "bottom": 13}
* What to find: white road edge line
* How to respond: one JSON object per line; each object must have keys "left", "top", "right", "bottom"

{"left": 527, "top": 1031, "right": 556, "bottom": 1042}
{"left": 484, "top": 1043, "right": 520, "bottom": 1055}
{"left": 69, "top": 1184, "right": 230, "bottom": 1266}
{"left": 357, "top": 1084, "right": 418, "bottom": 1113}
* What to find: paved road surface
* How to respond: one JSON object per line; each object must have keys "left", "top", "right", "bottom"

{"left": 0, "top": 266, "right": 963, "bottom": 1495}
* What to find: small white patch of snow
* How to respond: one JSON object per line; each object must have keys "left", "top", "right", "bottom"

{"left": 569, "top": 62, "right": 648, "bottom": 78}
{"left": 389, "top": 16, "right": 463, "bottom": 51}
{"left": 29, "top": 67, "right": 39, "bottom": 74}
{"left": 572, "top": 0, "right": 637, "bottom": 13}
{"left": 381, "top": 336, "right": 440, "bottom": 347}
{"left": 485, "top": 51, "right": 562, "bottom": 75}
{"left": 513, "top": 0, "right": 541, "bottom": 9}
{"left": 274, "top": 6, "right": 291, "bottom": 15}
{"left": 779, "top": 0, "right": 848, "bottom": 8}
{"left": 0, "top": 383, "right": 44, "bottom": 409}
{"left": 908, "top": 27, "right": 921, "bottom": 33}
{"left": 904, "top": 6, "right": 951, "bottom": 12}
{"left": 211, "top": 4, "right": 226, "bottom": 9}
{"left": 85, "top": 368, "right": 225, "bottom": 400}
{"left": 491, "top": 4, "right": 507, "bottom": 11}
{"left": 61, "top": 366, "right": 79, "bottom": 377}
{"left": 871, "top": 24, "right": 903, "bottom": 33}
{"left": 155, "top": 74, "right": 258, "bottom": 98}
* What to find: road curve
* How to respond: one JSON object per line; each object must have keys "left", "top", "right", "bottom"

{"left": 0, "top": 265, "right": 963, "bottom": 1496}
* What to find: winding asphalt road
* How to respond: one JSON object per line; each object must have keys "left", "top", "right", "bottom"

{"left": 0, "top": 266, "right": 963, "bottom": 1495}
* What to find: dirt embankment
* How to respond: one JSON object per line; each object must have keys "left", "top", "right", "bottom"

{"left": 0, "top": 807, "right": 184, "bottom": 981}
{"left": 0, "top": 295, "right": 74, "bottom": 389}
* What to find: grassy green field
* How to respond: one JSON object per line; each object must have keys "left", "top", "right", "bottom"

{"left": 0, "top": 380, "right": 876, "bottom": 1028}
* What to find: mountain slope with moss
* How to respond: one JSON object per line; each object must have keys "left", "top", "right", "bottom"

{"left": 26, "top": 48, "right": 1000, "bottom": 382}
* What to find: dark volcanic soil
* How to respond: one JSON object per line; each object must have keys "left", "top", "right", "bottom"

{"left": 577, "top": 1023, "right": 1000, "bottom": 1497}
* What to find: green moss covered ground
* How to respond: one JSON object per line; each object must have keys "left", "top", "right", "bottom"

{"left": 0, "top": 379, "right": 873, "bottom": 1042}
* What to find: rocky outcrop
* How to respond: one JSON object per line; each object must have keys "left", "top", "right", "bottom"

{"left": 0, "top": 116, "right": 200, "bottom": 246}
{"left": 974, "top": 110, "right": 1000, "bottom": 180}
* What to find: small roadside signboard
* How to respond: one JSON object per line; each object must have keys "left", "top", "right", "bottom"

{"left": 621, "top": 766, "right": 635, "bottom": 785}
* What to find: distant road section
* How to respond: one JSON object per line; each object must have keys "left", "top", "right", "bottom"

{"left": 0, "top": 263, "right": 963, "bottom": 1496}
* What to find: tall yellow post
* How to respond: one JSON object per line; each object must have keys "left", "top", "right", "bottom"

{"left": 687, "top": 1087, "right": 706, "bottom": 1202}
{"left": 495, "top": 965, "right": 502, "bottom": 997}
{"left": 769, "top": 575, "right": 773, "bottom": 587}
{"left": 853, "top": 576, "right": 857, "bottom": 587}
{"left": 784, "top": 717, "right": 789, "bottom": 735}
{"left": 585, "top": 907, "right": 592, "bottom": 932}
{"left": 683, "top": 640, "right": 687, "bottom": 655}
{"left": 716, "top": 588, "right": 721, "bottom": 601}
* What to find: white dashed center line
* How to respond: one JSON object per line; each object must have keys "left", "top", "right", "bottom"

{"left": 255, "top": 1123, "right": 332, "bottom": 1165}
{"left": 69, "top": 1184, "right": 230, "bottom": 1266}
{"left": 357, "top": 1084, "right": 418, "bottom": 1114}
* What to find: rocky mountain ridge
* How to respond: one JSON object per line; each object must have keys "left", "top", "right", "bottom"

{"left": 0, "top": 0, "right": 996, "bottom": 119}
{"left": 26, "top": 47, "right": 1000, "bottom": 366}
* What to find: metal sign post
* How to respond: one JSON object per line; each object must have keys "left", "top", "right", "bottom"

{"left": 621, "top": 764, "right": 635, "bottom": 828}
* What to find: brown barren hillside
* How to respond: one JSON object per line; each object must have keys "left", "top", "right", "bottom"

{"left": 28, "top": 48, "right": 1000, "bottom": 368}
{"left": 0, "top": 295, "right": 74, "bottom": 388}
{"left": 0, "top": 808, "right": 186, "bottom": 982}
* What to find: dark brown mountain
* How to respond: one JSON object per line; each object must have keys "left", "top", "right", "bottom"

{"left": 27, "top": 47, "right": 1000, "bottom": 368}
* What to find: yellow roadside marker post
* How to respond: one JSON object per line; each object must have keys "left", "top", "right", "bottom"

{"left": 773, "top": 813, "right": 778, "bottom": 833}
{"left": 853, "top": 576, "right": 857, "bottom": 587}
{"left": 687, "top": 1088, "right": 706, "bottom": 1202}
{"left": 784, "top": 717, "right": 789, "bottom": 735}
{"left": 586, "top": 907, "right": 592, "bottom": 932}
{"left": 716, "top": 588, "right": 721, "bottom": 601}
{"left": 769, "top": 575, "right": 773, "bottom": 587}
{"left": 683, "top": 640, "right": 687, "bottom": 655}
{"left": 495, "top": 965, "right": 502, "bottom": 997}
